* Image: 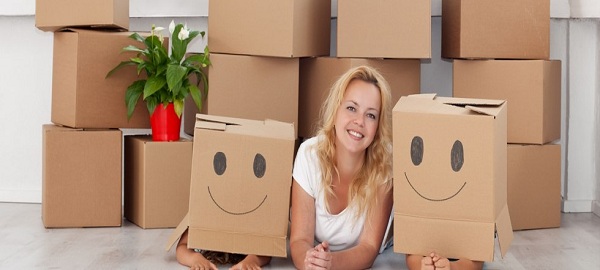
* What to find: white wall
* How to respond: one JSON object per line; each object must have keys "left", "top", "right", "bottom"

{"left": 0, "top": 1, "right": 598, "bottom": 218}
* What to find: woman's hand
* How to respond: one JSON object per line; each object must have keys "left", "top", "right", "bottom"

{"left": 304, "top": 241, "right": 332, "bottom": 270}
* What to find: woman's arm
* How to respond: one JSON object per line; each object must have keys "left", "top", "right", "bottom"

{"left": 323, "top": 186, "right": 393, "bottom": 270}
{"left": 290, "top": 180, "right": 318, "bottom": 270}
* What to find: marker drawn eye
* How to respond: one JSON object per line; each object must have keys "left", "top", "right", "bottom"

{"left": 253, "top": 153, "right": 266, "bottom": 178}
{"left": 213, "top": 152, "right": 227, "bottom": 175}
{"left": 410, "top": 136, "right": 424, "bottom": 166}
{"left": 450, "top": 140, "right": 464, "bottom": 172}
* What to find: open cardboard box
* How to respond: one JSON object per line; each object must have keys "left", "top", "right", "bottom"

{"left": 392, "top": 94, "right": 513, "bottom": 262}
{"left": 166, "top": 114, "right": 295, "bottom": 257}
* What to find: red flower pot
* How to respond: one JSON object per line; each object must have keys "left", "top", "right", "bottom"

{"left": 150, "top": 103, "right": 181, "bottom": 141}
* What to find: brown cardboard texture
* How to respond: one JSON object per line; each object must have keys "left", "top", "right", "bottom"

{"left": 393, "top": 94, "right": 513, "bottom": 262}
{"left": 52, "top": 29, "right": 159, "bottom": 129}
{"left": 42, "top": 124, "right": 122, "bottom": 228}
{"left": 337, "top": 0, "right": 431, "bottom": 59}
{"left": 442, "top": 0, "right": 550, "bottom": 59}
{"left": 166, "top": 114, "right": 295, "bottom": 257}
{"left": 36, "top": 0, "right": 129, "bottom": 32}
{"left": 208, "top": 0, "right": 330, "bottom": 57}
{"left": 508, "top": 144, "right": 561, "bottom": 230}
{"left": 299, "top": 57, "right": 420, "bottom": 138}
{"left": 453, "top": 59, "right": 561, "bottom": 144}
{"left": 124, "top": 136, "right": 193, "bottom": 229}
{"left": 207, "top": 53, "right": 299, "bottom": 137}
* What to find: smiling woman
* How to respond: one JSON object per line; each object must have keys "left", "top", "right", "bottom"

{"left": 290, "top": 66, "right": 394, "bottom": 270}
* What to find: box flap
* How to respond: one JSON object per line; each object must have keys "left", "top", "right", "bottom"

{"left": 194, "top": 114, "right": 295, "bottom": 140}
{"left": 495, "top": 204, "right": 514, "bottom": 258}
{"left": 165, "top": 212, "right": 190, "bottom": 251}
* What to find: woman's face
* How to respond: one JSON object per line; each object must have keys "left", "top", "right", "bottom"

{"left": 334, "top": 79, "right": 381, "bottom": 156}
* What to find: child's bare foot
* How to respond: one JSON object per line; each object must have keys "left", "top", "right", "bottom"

{"left": 421, "top": 253, "right": 435, "bottom": 270}
{"left": 430, "top": 253, "right": 451, "bottom": 270}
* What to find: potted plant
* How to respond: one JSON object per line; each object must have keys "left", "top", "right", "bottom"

{"left": 107, "top": 21, "right": 210, "bottom": 141}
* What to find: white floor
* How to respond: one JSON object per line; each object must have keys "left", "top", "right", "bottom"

{"left": 1, "top": 203, "right": 599, "bottom": 269}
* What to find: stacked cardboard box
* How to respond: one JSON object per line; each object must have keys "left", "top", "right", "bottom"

{"left": 183, "top": 0, "right": 331, "bottom": 137}
{"left": 38, "top": 0, "right": 192, "bottom": 229}
{"left": 446, "top": 0, "right": 562, "bottom": 230}
{"left": 297, "top": 0, "right": 429, "bottom": 139}
{"left": 37, "top": 0, "right": 131, "bottom": 228}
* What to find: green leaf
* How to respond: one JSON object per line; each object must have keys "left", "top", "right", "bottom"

{"left": 174, "top": 99, "right": 184, "bottom": 118}
{"left": 125, "top": 80, "right": 145, "bottom": 120}
{"left": 106, "top": 61, "right": 137, "bottom": 78}
{"left": 189, "top": 84, "right": 203, "bottom": 112}
{"left": 121, "top": 45, "right": 144, "bottom": 54}
{"left": 129, "top": 32, "right": 145, "bottom": 43}
{"left": 146, "top": 96, "right": 158, "bottom": 115}
{"left": 143, "top": 76, "right": 167, "bottom": 99}
{"left": 166, "top": 64, "right": 187, "bottom": 91}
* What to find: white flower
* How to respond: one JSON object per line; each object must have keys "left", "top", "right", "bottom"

{"left": 169, "top": 20, "right": 175, "bottom": 34}
{"left": 154, "top": 26, "right": 164, "bottom": 32}
{"left": 178, "top": 27, "right": 190, "bottom": 40}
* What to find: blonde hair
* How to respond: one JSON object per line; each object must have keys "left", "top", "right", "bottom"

{"left": 315, "top": 65, "right": 393, "bottom": 221}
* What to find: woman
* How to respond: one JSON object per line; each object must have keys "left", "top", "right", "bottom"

{"left": 290, "top": 66, "right": 394, "bottom": 270}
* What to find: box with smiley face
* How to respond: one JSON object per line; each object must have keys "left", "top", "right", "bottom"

{"left": 392, "top": 94, "right": 513, "bottom": 262}
{"left": 166, "top": 114, "right": 295, "bottom": 257}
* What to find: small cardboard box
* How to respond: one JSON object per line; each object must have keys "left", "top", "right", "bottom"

{"left": 204, "top": 53, "right": 299, "bottom": 137}
{"left": 166, "top": 114, "right": 295, "bottom": 257}
{"left": 52, "top": 29, "right": 154, "bottom": 129}
{"left": 392, "top": 94, "right": 513, "bottom": 262}
{"left": 337, "top": 0, "right": 431, "bottom": 59}
{"left": 453, "top": 59, "right": 561, "bottom": 144}
{"left": 36, "top": 0, "right": 129, "bottom": 32}
{"left": 124, "top": 136, "right": 193, "bottom": 229}
{"left": 299, "top": 57, "right": 421, "bottom": 138}
{"left": 442, "top": 0, "right": 550, "bottom": 59}
{"left": 208, "top": 0, "right": 330, "bottom": 57}
{"left": 42, "top": 124, "right": 122, "bottom": 228}
{"left": 508, "top": 143, "right": 561, "bottom": 230}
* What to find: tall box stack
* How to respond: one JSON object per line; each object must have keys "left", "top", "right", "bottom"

{"left": 445, "top": 0, "right": 562, "bottom": 230}
{"left": 37, "top": 0, "right": 133, "bottom": 228}
{"left": 183, "top": 0, "right": 332, "bottom": 137}
{"left": 296, "top": 0, "right": 430, "bottom": 139}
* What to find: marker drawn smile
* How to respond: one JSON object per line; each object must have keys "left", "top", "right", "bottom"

{"left": 208, "top": 186, "right": 267, "bottom": 215}
{"left": 404, "top": 172, "right": 466, "bottom": 202}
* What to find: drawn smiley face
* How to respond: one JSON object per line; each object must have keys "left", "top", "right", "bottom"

{"left": 207, "top": 151, "right": 268, "bottom": 215}
{"left": 404, "top": 135, "right": 467, "bottom": 201}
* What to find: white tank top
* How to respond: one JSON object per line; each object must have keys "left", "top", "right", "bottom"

{"left": 292, "top": 136, "right": 366, "bottom": 251}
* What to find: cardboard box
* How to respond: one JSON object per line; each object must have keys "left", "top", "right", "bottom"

{"left": 36, "top": 0, "right": 129, "bottom": 32}
{"left": 442, "top": 0, "right": 550, "bottom": 59}
{"left": 392, "top": 94, "right": 513, "bottom": 262}
{"left": 208, "top": 0, "right": 330, "bottom": 57}
{"left": 205, "top": 53, "right": 299, "bottom": 136}
{"left": 453, "top": 59, "right": 561, "bottom": 144}
{"left": 42, "top": 124, "right": 122, "bottom": 228}
{"left": 337, "top": 0, "right": 431, "bottom": 59}
{"left": 508, "top": 143, "right": 561, "bottom": 230}
{"left": 124, "top": 136, "right": 193, "bottom": 229}
{"left": 52, "top": 29, "right": 153, "bottom": 129}
{"left": 299, "top": 57, "right": 421, "bottom": 138}
{"left": 166, "top": 114, "right": 295, "bottom": 257}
